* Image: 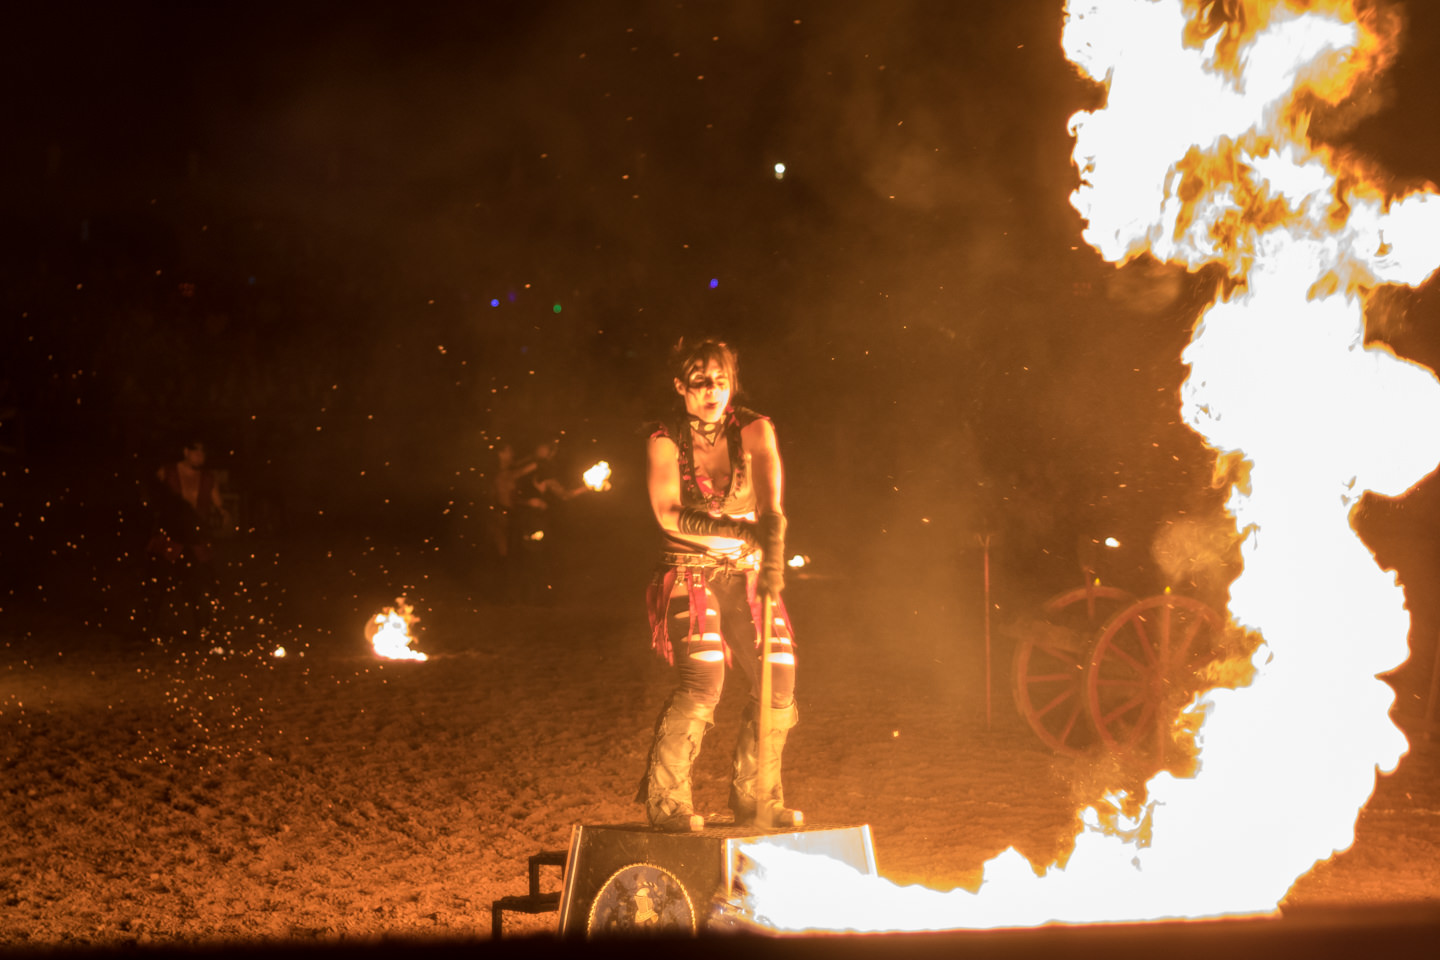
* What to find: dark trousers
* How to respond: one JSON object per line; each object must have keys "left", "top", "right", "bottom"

{"left": 144, "top": 550, "right": 217, "bottom": 637}
{"left": 663, "top": 568, "right": 795, "bottom": 709}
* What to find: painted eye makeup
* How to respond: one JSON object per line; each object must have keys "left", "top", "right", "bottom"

{"left": 687, "top": 376, "right": 728, "bottom": 391}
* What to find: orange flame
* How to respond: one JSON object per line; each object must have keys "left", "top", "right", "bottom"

{"left": 366, "top": 597, "right": 428, "bottom": 662}
{"left": 740, "top": 0, "right": 1440, "bottom": 930}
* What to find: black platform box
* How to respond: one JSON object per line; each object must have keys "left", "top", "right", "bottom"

{"left": 556, "top": 821, "right": 877, "bottom": 936}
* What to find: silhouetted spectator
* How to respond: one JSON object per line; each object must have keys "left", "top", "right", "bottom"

{"left": 145, "top": 439, "right": 233, "bottom": 636}
{"left": 505, "top": 439, "right": 591, "bottom": 605}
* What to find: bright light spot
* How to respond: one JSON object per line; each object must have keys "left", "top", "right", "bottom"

{"left": 272, "top": 646, "right": 287, "bottom": 658}
{"left": 367, "top": 597, "right": 428, "bottom": 662}
{"left": 490, "top": 298, "right": 500, "bottom": 307}
{"left": 552, "top": 303, "right": 562, "bottom": 313}
{"left": 1104, "top": 537, "right": 1121, "bottom": 548}
{"left": 774, "top": 162, "right": 786, "bottom": 180}
{"left": 583, "top": 461, "right": 612, "bottom": 492}
{"left": 709, "top": 278, "right": 719, "bottom": 289}
{"left": 787, "top": 554, "right": 809, "bottom": 569}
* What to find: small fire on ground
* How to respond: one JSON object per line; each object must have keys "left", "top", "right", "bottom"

{"left": 738, "top": 0, "right": 1440, "bottom": 932}
{"left": 366, "top": 597, "right": 428, "bottom": 662}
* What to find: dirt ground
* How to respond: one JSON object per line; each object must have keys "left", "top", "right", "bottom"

{"left": 3, "top": 535, "right": 1440, "bottom": 951}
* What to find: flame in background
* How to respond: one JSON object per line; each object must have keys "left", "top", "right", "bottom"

{"left": 739, "top": 0, "right": 1440, "bottom": 930}
{"left": 583, "top": 461, "right": 613, "bottom": 492}
{"left": 367, "top": 597, "right": 428, "bottom": 662}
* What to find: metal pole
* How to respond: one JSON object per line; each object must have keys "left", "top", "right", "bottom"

{"left": 756, "top": 594, "right": 776, "bottom": 828}
{"left": 981, "top": 534, "right": 993, "bottom": 731}
{"left": 1425, "top": 626, "right": 1440, "bottom": 742}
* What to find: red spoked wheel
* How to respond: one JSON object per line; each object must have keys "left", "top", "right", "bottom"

{"left": 1012, "top": 584, "right": 1134, "bottom": 755}
{"left": 1085, "top": 593, "right": 1223, "bottom": 754}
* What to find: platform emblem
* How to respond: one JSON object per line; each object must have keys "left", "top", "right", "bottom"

{"left": 587, "top": 862, "right": 696, "bottom": 935}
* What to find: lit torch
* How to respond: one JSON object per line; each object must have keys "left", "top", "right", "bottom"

{"left": 737, "top": 0, "right": 1440, "bottom": 931}
{"left": 366, "top": 596, "right": 428, "bottom": 662}
{"left": 582, "top": 460, "right": 612, "bottom": 492}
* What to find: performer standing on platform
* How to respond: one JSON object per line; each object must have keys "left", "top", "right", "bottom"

{"left": 638, "top": 338, "right": 799, "bottom": 833}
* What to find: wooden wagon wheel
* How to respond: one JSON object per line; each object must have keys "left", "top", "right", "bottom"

{"left": 1013, "top": 583, "right": 1134, "bottom": 754}
{"left": 1085, "top": 593, "right": 1223, "bottom": 754}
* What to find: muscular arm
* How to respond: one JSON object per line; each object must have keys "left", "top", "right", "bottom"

{"left": 536, "top": 477, "right": 588, "bottom": 501}
{"left": 208, "top": 471, "right": 236, "bottom": 528}
{"left": 742, "top": 418, "right": 783, "bottom": 518}
{"left": 647, "top": 434, "right": 684, "bottom": 532}
{"left": 744, "top": 418, "right": 787, "bottom": 596}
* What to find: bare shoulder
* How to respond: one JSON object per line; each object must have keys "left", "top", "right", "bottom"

{"left": 647, "top": 432, "right": 679, "bottom": 463}
{"left": 740, "top": 415, "right": 777, "bottom": 454}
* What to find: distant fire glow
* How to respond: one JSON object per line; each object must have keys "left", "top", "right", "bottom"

{"left": 367, "top": 597, "right": 428, "bottom": 662}
{"left": 737, "top": 0, "right": 1440, "bottom": 931}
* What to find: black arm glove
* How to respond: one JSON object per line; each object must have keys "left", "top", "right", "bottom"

{"left": 676, "top": 507, "right": 759, "bottom": 549}
{"left": 757, "top": 512, "right": 787, "bottom": 598}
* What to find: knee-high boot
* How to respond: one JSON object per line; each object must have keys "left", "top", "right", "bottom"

{"left": 730, "top": 699, "right": 802, "bottom": 828}
{"left": 636, "top": 692, "right": 715, "bottom": 832}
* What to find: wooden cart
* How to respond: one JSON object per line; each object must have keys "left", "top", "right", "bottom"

{"left": 1012, "top": 580, "right": 1225, "bottom": 756}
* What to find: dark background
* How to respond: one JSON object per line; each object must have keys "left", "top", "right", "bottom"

{"left": 4, "top": 0, "right": 1440, "bottom": 703}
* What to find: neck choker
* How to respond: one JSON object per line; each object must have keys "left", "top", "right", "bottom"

{"left": 688, "top": 415, "right": 724, "bottom": 446}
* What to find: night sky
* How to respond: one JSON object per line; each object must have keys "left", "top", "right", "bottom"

{"left": 6, "top": 1, "right": 1440, "bottom": 649}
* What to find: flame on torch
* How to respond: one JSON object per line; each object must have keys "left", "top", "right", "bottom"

{"left": 582, "top": 460, "right": 612, "bottom": 492}
{"left": 738, "top": 0, "right": 1440, "bottom": 931}
{"left": 366, "top": 596, "right": 429, "bottom": 662}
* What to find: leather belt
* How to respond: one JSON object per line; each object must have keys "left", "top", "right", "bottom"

{"left": 661, "top": 551, "right": 758, "bottom": 571}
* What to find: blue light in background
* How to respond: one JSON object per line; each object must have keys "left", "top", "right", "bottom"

{"left": 708, "top": 278, "right": 719, "bottom": 289}
{"left": 490, "top": 298, "right": 500, "bottom": 307}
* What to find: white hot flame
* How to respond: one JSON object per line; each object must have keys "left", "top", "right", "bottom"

{"left": 740, "top": 0, "right": 1440, "bottom": 931}
{"left": 367, "top": 597, "right": 428, "bottom": 662}
{"left": 582, "top": 460, "right": 612, "bottom": 492}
